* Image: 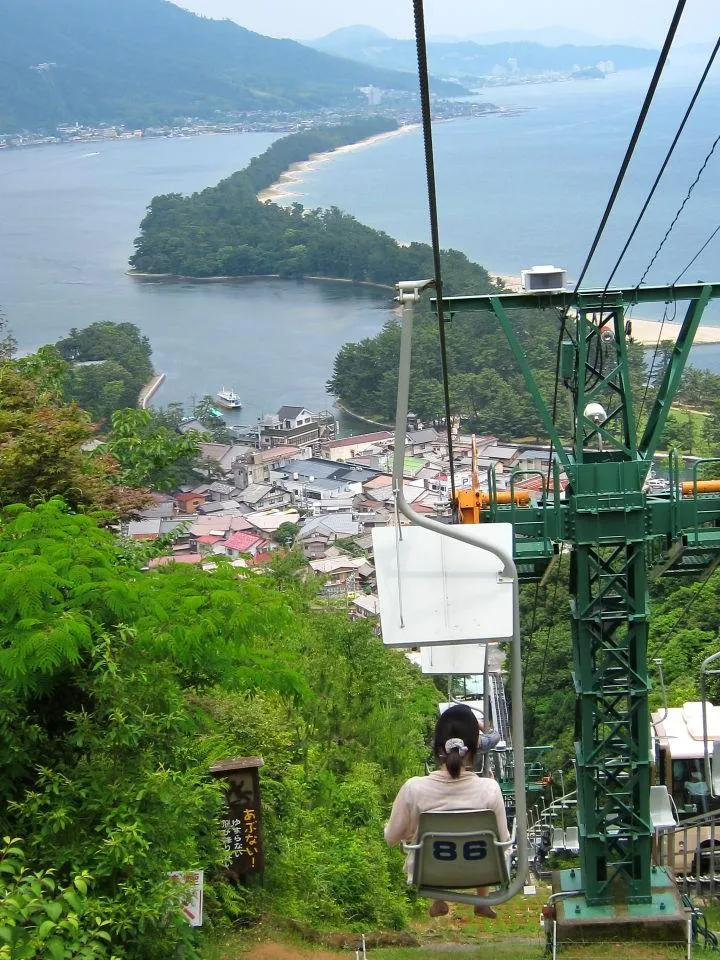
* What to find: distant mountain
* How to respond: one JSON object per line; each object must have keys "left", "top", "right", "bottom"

{"left": 309, "top": 28, "right": 658, "bottom": 79}
{"left": 0, "top": 0, "right": 463, "bottom": 134}
{"left": 318, "top": 25, "right": 393, "bottom": 45}
{"left": 465, "top": 27, "right": 656, "bottom": 49}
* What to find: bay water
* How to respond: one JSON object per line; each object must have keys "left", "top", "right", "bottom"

{"left": 1, "top": 63, "right": 719, "bottom": 427}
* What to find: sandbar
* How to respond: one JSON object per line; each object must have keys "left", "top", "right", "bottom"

{"left": 257, "top": 124, "right": 421, "bottom": 203}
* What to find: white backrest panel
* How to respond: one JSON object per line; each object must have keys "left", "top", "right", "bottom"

{"left": 373, "top": 523, "right": 514, "bottom": 647}
{"left": 420, "top": 643, "right": 487, "bottom": 676}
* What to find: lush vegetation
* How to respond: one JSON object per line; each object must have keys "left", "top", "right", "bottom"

{"left": 0, "top": 0, "right": 462, "bottom": 133}
{"left": 55, "top": 322, "right": 154, "bottom": 424}
{"left": 0, "top": 344, "right": 440, "bottom": 956}
{"left": 0, "top": 346, "right": 132, "bottom": 514}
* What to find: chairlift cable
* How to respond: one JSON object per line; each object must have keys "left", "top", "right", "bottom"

{"left": 603, "top": 35, "right": 720, "bottom": 293}
{"left": 637, "top": 128, "right": 720, "bottom": 287}
{"left": 546, "top": 1, "right": 685, "bottom": 495}
{"left": 573, "top": 0, "right": 687, "bottom": 295}
{"left": 412, "top": 0, "right": 456, "bottom": 503}
{"left": 674, "top": 220, "right": 720, "bottom": 285}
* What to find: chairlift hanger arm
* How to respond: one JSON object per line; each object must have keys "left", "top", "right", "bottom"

{"left": 390, "top": 294, "right": 528, "bottom": 907}
{"left": 433, "top": 281, "right": 720, "bottom": 314}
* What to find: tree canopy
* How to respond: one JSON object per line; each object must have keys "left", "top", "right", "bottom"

{"left": 55, "top": 321, "right": 154, "bottom": 424}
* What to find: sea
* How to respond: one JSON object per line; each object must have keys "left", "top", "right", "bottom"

{"left": 1, "top": 60, "right": 719, "bottom": 428}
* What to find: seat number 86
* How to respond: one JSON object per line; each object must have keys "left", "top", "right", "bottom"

{"left": 432, "top": 840, "right": 488, "bottom": 861}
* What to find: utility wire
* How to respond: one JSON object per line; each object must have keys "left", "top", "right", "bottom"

{"left": 521, "top": 581, "right": 541, "bottom": 697}
{"left": 412, "top": 0, "right": 456, "bottom": 504}
{"left": 674, "top": 220, "right": 720, "bottom": 284}
{"left": 658, "top": 565, "right": 717, "bottom": 646}
{"left": 637, "top": 299, "right": 676, "bottom": 429}
{"left": 604, "top": 36, "right": 720, "bottom": 292}
{"left": 637, "top": 129, "right": 720, "bottom": 287}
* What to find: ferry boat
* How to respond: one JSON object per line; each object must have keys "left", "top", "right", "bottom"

{"left": 216, "top": 387, "right": 242, "bottom": 410}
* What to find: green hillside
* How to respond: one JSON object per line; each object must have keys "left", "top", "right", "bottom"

{"left": 0, "top": 0, "right": 463, "bottom": 133}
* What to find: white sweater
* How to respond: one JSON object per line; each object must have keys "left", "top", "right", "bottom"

{"left": 384, "top": 769, "right": 510, "bottom": 878}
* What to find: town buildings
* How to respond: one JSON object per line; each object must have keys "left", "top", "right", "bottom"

{"left": 126, "top": 401, "right": 563, "bottom": 634}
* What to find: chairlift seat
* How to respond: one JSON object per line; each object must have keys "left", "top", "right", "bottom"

{"left": 564, "top": 826, "right": 580, "bottom": 854}
{"left": 403, "top": 809, "right": 511, "bottom": 904}
{"left": 650, "top": 785, "right": 678, "bottom": 831}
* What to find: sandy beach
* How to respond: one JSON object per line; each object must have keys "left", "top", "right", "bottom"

{"left": 628, "top": 316, "right": 720, "bottom": 346}
{"left": 490, "top": 273, "right": 720, "bottom": 345}
{"left": 256, "top": 124, "right": 421, "bottom": 203}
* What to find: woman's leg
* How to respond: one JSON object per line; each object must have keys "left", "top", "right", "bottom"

{"left": 473, "top": 887, "right": 497, "bottom": 918}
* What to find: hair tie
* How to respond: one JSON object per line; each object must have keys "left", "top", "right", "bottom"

{"left": 445, "top": 738, "right": 468, "bottom": 757}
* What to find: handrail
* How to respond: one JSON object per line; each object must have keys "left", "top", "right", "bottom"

{"left": 509, "top": 470, "right": 548, "bottom": 542}
{"left": 701, "top": 650, "right": 720, "bottom": 797}
{"left": 391, "top": 299, "right": 527, "bottom": 906}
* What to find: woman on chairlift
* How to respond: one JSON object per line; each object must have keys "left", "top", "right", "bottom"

{"left": 384, "top": 703, "right": 510, "bottom": 918}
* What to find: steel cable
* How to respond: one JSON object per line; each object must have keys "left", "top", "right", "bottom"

{"left": 604, "top": 35, "right": 720, "bottom": 292}
{"left": 412, "top": 0, "right": 456, "bottom": 503}
{"left": 546, "top": 0, "right": 687, "bottom": 483}
{"left": 637, "top": 128, "right": 720, "bottom": 287}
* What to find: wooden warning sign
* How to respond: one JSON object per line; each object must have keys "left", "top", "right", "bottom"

{"left": 210, "top": 756, "right": 264, "bottom": 878}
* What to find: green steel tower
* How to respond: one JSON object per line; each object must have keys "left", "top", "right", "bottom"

{"left": 436, "top": 281, "right": 720, "bottom": 933}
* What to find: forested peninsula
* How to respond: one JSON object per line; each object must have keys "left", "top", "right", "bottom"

{"left": 130, "top": 116, "right": 500, "bottom": 287}
{"left": 129, "top": 119, "right": 643, "bottom": 440}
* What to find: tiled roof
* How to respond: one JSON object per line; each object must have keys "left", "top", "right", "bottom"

{"left": 237, "top": 483, "right": 273, "bottom": 504}
{"left": 353, "top": 594, "right": 380, "bottom": 615}
{"left": 328, "top": 431, "right": 392, "bottom": 447}
{"left": 297, "top": 513, "right": 359, "bottom": 539}
{"left": 277, "top": 405, "right": 309, "bottom": 420}
{"left": 223, "top": 530, "right": 266, "bottom": 553}
{"left": 128, "top": 518, "right": 161, "bottom": 538}
{"left": 251, "top": 445, "right": 301, "bottom": 464}
{"left": 250, "top": 551, "right": 274, "bottom": 566}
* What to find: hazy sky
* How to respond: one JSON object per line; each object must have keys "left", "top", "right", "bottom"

{"left": 175, "top": 1, "right": 716, "bottom": 46}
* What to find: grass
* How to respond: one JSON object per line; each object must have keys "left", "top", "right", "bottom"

{"left": 198, "top": 882, "right": 715, "bottom": 960}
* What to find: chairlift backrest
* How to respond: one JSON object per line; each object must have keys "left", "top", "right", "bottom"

{"left": 420, "top": 643, "right": 487, "bottom": 676}
{"left": 649, "top": 785, "right": 678, "bottom": 830}
{"left": 410, "top": 810, "right": 510, "bottom": 891}
{"left": 564, "top": 826, "right": 580, "bottom": 854}
{"left": 372, "top": 524, "right": 513, "bottom": 648}
{"left": 551, "top": 827, "right": 565, "bottom": 852}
